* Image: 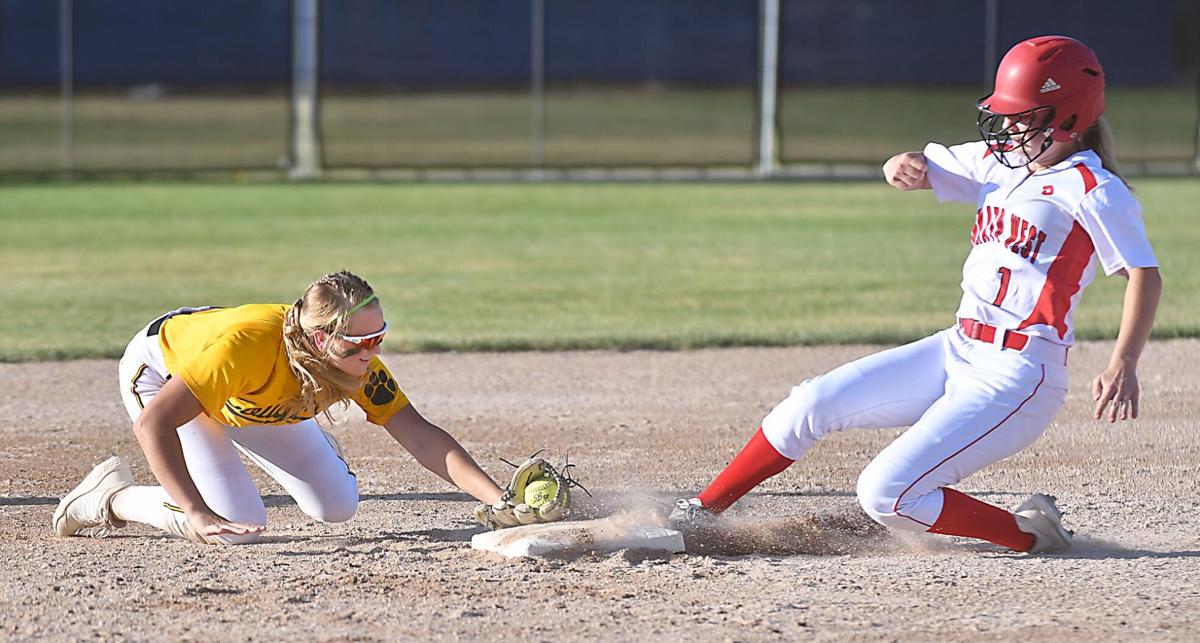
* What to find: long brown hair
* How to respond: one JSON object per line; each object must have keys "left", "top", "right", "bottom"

{"left": 1080, "top": 117, "right": 1128, "bottom": 186}
{"left": 282, "top": 270, "right": 378, "bottom": 419}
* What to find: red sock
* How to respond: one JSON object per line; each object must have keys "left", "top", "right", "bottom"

{"left": 696, "top": 427, "right": 795, "bottom": 514}
{"left": 928, "top": 487, "right": 1035, "bottom": 552}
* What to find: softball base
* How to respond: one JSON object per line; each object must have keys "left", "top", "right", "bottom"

{"left": 471, "top": 516, "right": 684, "bottom": 559}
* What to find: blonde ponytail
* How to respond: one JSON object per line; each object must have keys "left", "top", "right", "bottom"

{"left": 282, "top": 270, "right": 378, "bottom": 420}
{"left": 1081, "top": 117, "right": 1128, "bottom": 187}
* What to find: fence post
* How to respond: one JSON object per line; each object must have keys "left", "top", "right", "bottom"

{"left": 290, "top": 0, "right": 321, "bottom": 179}
{"left": 983, "top": 0, "right": 999, "bottom": 93}
{"left": 756, "top": 0, "right": 780, "bottom": 178}
{"left": 59, "top": 0, "right": 74, "bottom": 175}
{"left": 530, "top": 0, "right": 546, "bottom": 177}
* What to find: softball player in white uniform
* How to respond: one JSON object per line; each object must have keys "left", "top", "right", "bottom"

{"left": 672, "top": 36, "right": 1161, "bottom": 553}
{"left": 53, "top": 271, "right": 515, "bottom": 544}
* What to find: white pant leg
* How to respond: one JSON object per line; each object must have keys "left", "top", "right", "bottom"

{"left": 230, "top": 420, "right": 358, "bottom": 524}
{"left": 112, "top": 415, "right": 268, "bottom": 545}
{"left": 761, "top": 331, "right": 951, "bottom": 460}
{"left": 113, "top": 326, "right": 264, "bottom": 544}
{"left": 855, "top": 336, "right": 1069, "bottom": 531}
{"left": 116, "top": 325, "right": 355, "bottom": 532}
{"left": 117, "top": 328, "right": 169, "bottom": 422}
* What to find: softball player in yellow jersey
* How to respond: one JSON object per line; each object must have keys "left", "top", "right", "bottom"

{"left": 53, "top": 271, "right": 507, "bottom": 544}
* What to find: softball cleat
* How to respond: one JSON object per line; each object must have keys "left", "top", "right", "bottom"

{"left": 53, "top": 456, "right": 134, "bottom": 538}
{"left": 1013, "top": 493, "right": 1073, "bottom": 554}
{"left": 668, "top": 497, "right": 718, "bottom": 529}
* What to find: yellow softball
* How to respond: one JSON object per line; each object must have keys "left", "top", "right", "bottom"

{"left": 523, "top": 477, "right": 559, "bottom": 509}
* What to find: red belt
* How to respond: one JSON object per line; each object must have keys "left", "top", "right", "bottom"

{"left": 959, "top": 318, "right": 1029, "bottom": 350}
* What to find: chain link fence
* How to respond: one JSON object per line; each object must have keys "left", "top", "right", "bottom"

{"left": 1, "top": 0, "right": 1196, "bottom": 178}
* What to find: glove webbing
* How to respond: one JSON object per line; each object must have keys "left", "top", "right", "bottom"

{"left": 499, "top": 450, "right": 592, "bottom": 500}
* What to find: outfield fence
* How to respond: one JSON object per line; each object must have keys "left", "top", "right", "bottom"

{"left": 1, "top": 0, "right": 1197, "bottom": 179}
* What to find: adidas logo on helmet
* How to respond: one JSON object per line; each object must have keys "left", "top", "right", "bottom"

{"left": 1039, "top": 77, "right": 1061, "bottom": 93}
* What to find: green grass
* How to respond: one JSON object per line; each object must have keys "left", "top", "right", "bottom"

{"left": 3, "top": 86, "right": 1194, "bottom": 172}
{"left": 0, "top": 180, "right": 1196, "bottom": 362}
{"left": 779, "top": 87, "right": 1199, "bottom": 161}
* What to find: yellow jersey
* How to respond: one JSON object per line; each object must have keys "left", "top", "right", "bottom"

{"left": 156, "top": 304, "right": 409, "bottom": 427}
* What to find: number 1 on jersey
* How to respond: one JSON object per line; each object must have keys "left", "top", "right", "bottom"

{"left": 992, "top": 267, "right": 1012, "bottom": 306}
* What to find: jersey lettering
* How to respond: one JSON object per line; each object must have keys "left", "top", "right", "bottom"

{"left": 223, "top": 400, "right": 310, "bottom": 425}
{"left": 1030, "top": 231, "right": 1048, "bottom": 262}
{"left": 926, "top": 143, "right": 1155, "bottom": 347}
{"left": 971, "top": 207, "right": 1044, "bottom": 266}
{"left": 971, "top": 206, "right": 1012, "bottom": 246}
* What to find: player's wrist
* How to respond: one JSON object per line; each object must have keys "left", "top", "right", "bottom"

{"left": 180, "top": 501, "right": 214, "bottom": 517}
{"left": 1107, "top": 355, "right": 1139, "bottom": 370}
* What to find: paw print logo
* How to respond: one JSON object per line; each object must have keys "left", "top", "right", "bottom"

{"left": 363, "top": 370, "right": 398, "bottom": 405}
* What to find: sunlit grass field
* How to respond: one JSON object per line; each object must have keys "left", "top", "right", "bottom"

{"left": 1, "top": 180, "right": 1195, "bottom": 362}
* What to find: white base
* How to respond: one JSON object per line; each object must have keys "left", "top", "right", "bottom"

{"left": 471, "top": 516, "right": 685, "bottom": 559}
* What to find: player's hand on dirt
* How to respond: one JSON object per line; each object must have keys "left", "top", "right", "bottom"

{"left": 1092, "top": 362, "right": 1140, "bottom": 422}
{"left": 883, "top": 151, "right": 931, "bottom": 191}
{"left": 185, "top": 509, "right": 264, "bottom": 543}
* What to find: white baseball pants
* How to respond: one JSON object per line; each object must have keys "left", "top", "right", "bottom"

{"left": 112, "top": 317, "right": 357, "bottom": 544}
{"left": 761, "top": 325, "right": 1068, "bottom": 531}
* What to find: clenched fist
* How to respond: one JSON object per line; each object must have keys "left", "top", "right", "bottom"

{"left": 883, "top": 151, "right": 931, "bottom": 191}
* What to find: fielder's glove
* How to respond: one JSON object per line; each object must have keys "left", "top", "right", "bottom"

{"left": 473, "top": 455, "right": 582, "bottom": 530}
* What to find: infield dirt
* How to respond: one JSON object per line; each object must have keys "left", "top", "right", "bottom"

{"left": 3, "top": 340, "right": 1197, "bottom": 640}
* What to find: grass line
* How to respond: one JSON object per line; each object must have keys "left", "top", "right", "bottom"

{"left": 1, "top": 180, "right": 1195, "bottom": 362}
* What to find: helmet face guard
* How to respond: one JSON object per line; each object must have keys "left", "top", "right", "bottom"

{"left": 976, "top": 102, "right": 1057, "bottom": 169}
{"left": 978, "top": 36, "right": 1106, "bottom": 169}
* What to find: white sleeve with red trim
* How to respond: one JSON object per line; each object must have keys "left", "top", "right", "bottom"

{"left": 922, "top": 141, "right": 993, "bottom": 203}
{"left": 1073, "top": 180, "right": 1158, "bottom": 276}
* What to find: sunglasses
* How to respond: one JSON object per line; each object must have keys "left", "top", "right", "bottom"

{"left": 332, "top": 323, "right": 388, "bottom": 357}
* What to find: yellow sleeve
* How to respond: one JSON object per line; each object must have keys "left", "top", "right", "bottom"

{"left": 174, "top": 337, "right": 257, "bottom": 419}
{"left": 350, "top": 357, "right": 411, "bottom": 425}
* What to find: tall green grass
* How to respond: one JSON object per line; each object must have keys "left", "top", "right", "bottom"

{"left": 1, "top": 180, "right": 1195, "bottom": 361}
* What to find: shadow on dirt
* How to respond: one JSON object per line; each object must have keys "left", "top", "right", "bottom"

{"left": 0, "top": 496, "right": 59, "bottom": 506}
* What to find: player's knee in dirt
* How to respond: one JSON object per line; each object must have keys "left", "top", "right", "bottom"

{"left": 302, "top": 486, "right": 358, "bottom": 524}
{"left": 310, "top": 501, "right": 357, "bottom": 524}
{"left": 855, "top": 469, "right": 895, "bottom": 526}
{"left": 855, "top": 463, "right": 927, "bottom": 533}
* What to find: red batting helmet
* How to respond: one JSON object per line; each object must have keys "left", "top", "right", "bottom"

{"left": 977, "top": 36, "right": 1106, "bottom": 167}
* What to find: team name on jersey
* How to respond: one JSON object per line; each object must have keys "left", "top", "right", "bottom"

{"left": 971, "top": 206, "right": 1048, "bottom": 264}
{"left": 224, "top": 399, "right": 311, "bottom": 425}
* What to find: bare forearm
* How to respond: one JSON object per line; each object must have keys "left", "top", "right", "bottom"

{"left": 1109, "top": 268, "right": 1161, "bottom": 367}
{"left": 386, "top": 410, "right": 503, "bottom": 504}
{"left": 132, "top": 420, "right": 210, "bottom": 514}
{"left": 437, "top": 436, "right": 504, "bottom": 505}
